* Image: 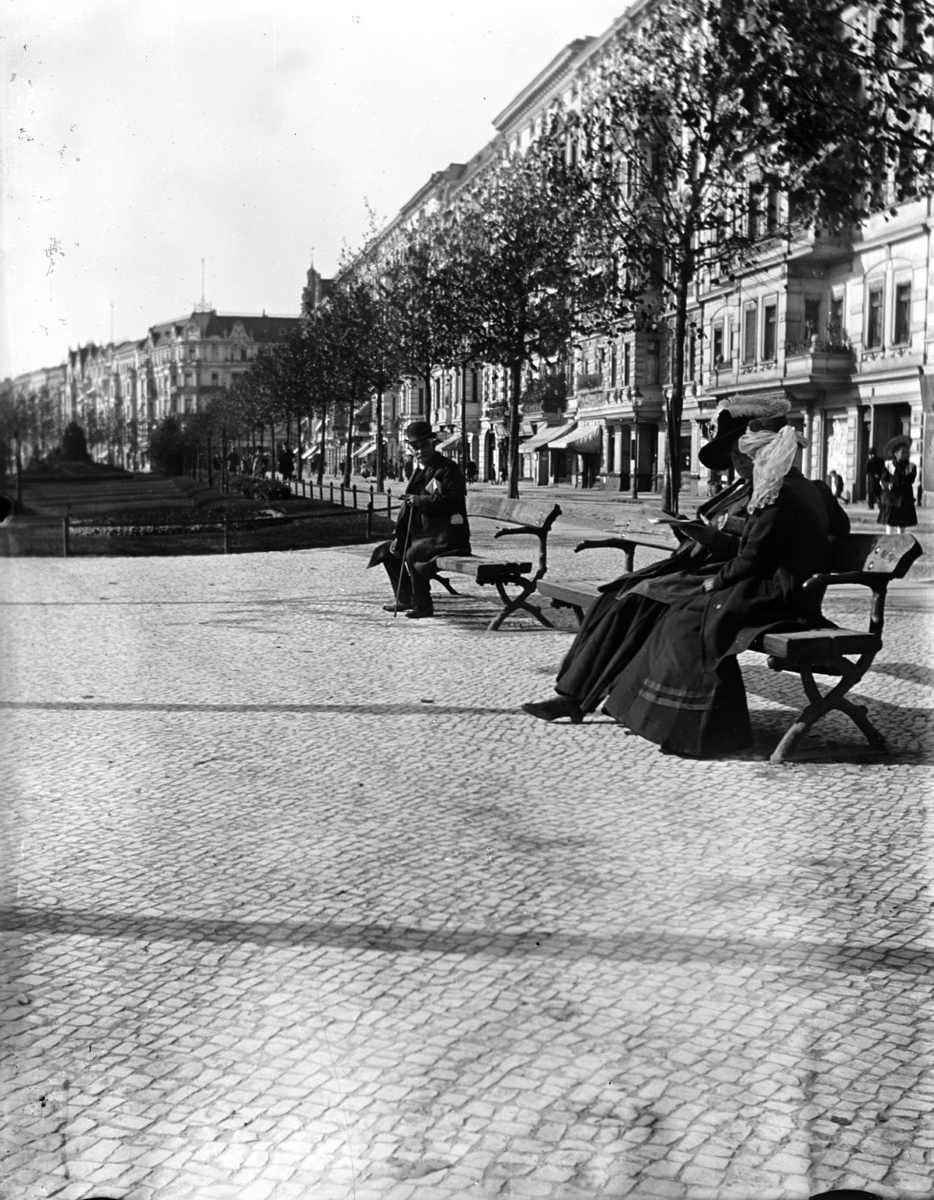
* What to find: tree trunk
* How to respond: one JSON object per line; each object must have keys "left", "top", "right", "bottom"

{"left": 317, "top": 411, "right": 326, "bottom": 486}
{"left": 14, "top": 436, "right": 22, "bottom": 507}
{"left": 664, "top": 258, "right": 692, "bottom": 515}
{"left": 343, "top": 401, "right": 354, "bottom": 489}
{"left": 207, "top": 435, "right": 214, "bottom": 488}
{"left": 375, "top": 387, "right": 385, "bottom": 493}
{"left": 508, "top": 359, "right": 522, "bottom": 500}
{"left": 460, "top": 364, "right": 469, "bottom": 475}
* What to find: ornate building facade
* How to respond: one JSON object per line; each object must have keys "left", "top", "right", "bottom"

{"left": 12, "top": 309, "right": 301, "bottom": 469}
{"left": 340, "top": 3, "right": 933, "bottom": 499}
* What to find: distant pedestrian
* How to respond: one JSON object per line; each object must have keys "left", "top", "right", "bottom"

{"left": 878, "top": 436, "right": 917, "bottom": 533}
{"left": 864, "top": 446, "right": 884, "bottom": 509}
{"left": 467, "top": 460, "right": 478, "bottom": 484}
{"left": 277, "top": 444, "right": 295, "bottom": 480}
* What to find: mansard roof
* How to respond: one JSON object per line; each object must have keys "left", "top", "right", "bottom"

{"left": 148, "top": 310, "right": 301, "bottom": 343}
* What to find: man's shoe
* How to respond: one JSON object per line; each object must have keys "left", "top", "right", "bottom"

{"left": 521, "top": 697, "right": 585, "bottom": 724}
{"left": 405, "top": 607, "right": 435, "bottom": 619}
{"left": 383, "top": 602, "right": 412, "bottom": 612}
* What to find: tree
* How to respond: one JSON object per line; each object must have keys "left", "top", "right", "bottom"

{"left": 147, "top": 416, "right": 186, "bottom": 476}
{"left": 382, "top": 212, "right": 467, "bottom": 467}
{"left": 0, "top": 389, "right": 34, "bottom": 504}
{"left": 456, "top": 138, "right": 588, "bottom": 499}
{"left": 573, "top": 0, "right": 934, "bottom": 511}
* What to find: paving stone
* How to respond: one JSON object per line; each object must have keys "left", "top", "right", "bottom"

{"left": 2, "top": 543, "right": 933, "bottom": 1199}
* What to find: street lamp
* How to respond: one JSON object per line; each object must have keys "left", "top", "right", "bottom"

{"left": 630, "top": 388, "right": 643, "bottom": 500}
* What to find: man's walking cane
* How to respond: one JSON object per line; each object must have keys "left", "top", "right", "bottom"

{"left": 393, "top": 498, "right": 414, "bottom": 618}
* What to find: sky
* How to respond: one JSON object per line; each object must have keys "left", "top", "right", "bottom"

{"left": 0, "top": 0, "right": 626, "bottom": 380}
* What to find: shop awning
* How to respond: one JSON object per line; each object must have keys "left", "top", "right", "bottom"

{"left": 353, "top": 441, "right": 377, "bottom": 458}
{"left": 520, "top": 421, "right": 576, "bottom": 454}
{"left": 435, "top": 432, "right": 461, "bottom": 450}
{"left": 549, "top": 423, "right": 603, "bottom": 453}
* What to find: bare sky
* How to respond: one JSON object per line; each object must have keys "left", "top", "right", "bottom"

{"left": 0, "top": 0, "right": 625, "bottom": 380}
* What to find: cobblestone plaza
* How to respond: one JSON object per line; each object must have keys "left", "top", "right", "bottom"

{"left": 2, "top": 518, "right": 933, "bottom": 1199}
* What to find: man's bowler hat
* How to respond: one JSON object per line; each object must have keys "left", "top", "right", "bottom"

{"left": 404, "top": 421, "right": 437, "bottom": 446}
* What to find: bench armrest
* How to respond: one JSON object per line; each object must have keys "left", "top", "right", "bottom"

{"left": 575, "top": 534, "right": 675, "bottom": 575}
{"left": 804, "top": 571, "right": 893, "bottom": 637}
{"left": 493, "top": 520, "right": 554, "bottom": 580}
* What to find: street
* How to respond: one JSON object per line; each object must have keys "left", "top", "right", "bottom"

{"left": 2, "top": 522, "right": 933, "bottom": 1200}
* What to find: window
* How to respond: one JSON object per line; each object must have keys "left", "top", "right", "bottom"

{"left": 743, "top": 304, "right": 758, "bottom": 363}
{"left": 646, "top": 339, "right": 659, "bottom": 386}
{"left": 804, "top": 298, "right": 821, "bottom": 340}
{"left": 211, "top": 372, "right": 219, "bottom": 385}
{"left": 417, "top": 387, "right": 425, "bottom": 415}
{"left": 747, "top": 184, "right": 762, "bottom": 239}
{"left": 471, "top": 369, "right": 478, "bottom": 401}
{"left": 623, "top": 342, "right": 631, "bottom": 387}
{"left": 866, "top": 285, "right": 884, "bottom": 349}
{"left": 830, "top": 295, "right": 845, "bottom": 342}
{"left": 893, "top": 281, "right": 911, "bottom": 345}
{"left": 610, "top": 344, "right": 617, "bottom": 388}
{"left": 765, "top": 187, "right": 781, "bottom": 234}
{"left": 712, "top": 324, "right": 724, "bottom": 366}
{"left": 763, "top": 304, "right": 777, "bottom": 361}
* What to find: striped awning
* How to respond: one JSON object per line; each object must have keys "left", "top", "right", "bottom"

{"left": 549, "top": 423, "right": 603, "bottom": 453}
{"left": 435, "top": 432, "right": 461, "bottom": 450}
{"left": 353, "top": 441, "right": 377, "bottom": 458}
{"left": 519, "top": 421, "right": 575, "bottom": 454}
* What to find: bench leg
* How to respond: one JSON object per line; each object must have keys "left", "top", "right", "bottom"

{"left": 489, "top": 580, "right": 554, "bottom": 632}
{"left": 434, "top": 575, "right": 460, "bottom": 597}
{"left": 769, "top": 653, "right": 884, "bottom": 764}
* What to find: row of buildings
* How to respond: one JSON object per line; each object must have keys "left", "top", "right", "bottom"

{"left": 338, "top": 5, "right": 933, "bottom": 501}
{"left": 4, "top": 307, "right": 302, "bottom": 471}
{"left": 6, "top": 2, "right": 933, "bottom": 501}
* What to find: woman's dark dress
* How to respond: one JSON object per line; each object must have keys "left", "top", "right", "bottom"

{"left": 603, "top": 472, "right": 849, "bottom": 757}
{"left": 877, "top": 461, "right": 918, "bottom": 528}
{"left": 555, "top": 482, "right": 752, "bottom": 713}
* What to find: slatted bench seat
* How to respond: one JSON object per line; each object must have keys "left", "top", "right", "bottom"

{"left": 536, "top": 526, "right": 923, "bottom": 763}
{"left": 432, "top": 495, "right": 562, "bottom": 631}
{"left": 536, "top": 510, "right": 677, "bottom": 622}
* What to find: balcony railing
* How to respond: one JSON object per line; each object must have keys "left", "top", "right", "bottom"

{"left": 575, "top": 372, "right": 604, "bottom": 392}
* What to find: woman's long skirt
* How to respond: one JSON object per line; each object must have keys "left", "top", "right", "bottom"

{"left": 603, "top": 597, "right": 753, "bottom": 757}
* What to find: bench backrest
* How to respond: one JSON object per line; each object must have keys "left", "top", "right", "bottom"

{"left": 828, "top": 532, "right": 922, "bottom": 578}
{"left": 466, "top": 495, "right": 560, "bottom": 530}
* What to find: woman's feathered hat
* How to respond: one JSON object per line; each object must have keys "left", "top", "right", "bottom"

{"left": 883, "top": 434, "right": 912, "bottom": 459}
{"left": 699, "top": 396, "right": 792, "bottom": 470}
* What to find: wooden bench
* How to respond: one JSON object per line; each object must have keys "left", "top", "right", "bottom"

{"left": 755, "top": 532, "right": 922, "bottom": 763}
{"left": 537, "top": 511, "right": 678, "bottom": 622}
{"left": 537, "top": 528, "right": 923, "bottom": 763}
{"left": 432, "top": 496, "right": 562, "bottom": 631}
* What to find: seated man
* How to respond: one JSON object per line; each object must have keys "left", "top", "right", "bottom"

{"left": 367, "top": 421, "right": 471, "bottom": 619}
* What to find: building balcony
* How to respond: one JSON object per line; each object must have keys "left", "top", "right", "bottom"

{"left": 575, "top": 371, "right": 604, "bottom": 393}
{"left": 485, "top": 402, "right": 507, "bottom": 421}
{"left": 785, "top": 224, "right": 853, "bottom": 266}
{"left": 784, "top": 340, "right": 856, "bottom": 380}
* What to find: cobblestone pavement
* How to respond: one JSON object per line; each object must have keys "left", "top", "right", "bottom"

{"left": 2, "top": 519, "right": 933, "bottom": 1200}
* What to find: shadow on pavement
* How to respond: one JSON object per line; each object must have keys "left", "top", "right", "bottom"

{"left": 3, "top": 907, "right": 934, "bottom": 976}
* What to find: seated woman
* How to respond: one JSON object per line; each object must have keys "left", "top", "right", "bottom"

{"left": 523, "top": 399, "right": 849, "bottom": 757}
{"left": 523, "top": 396, "right": 789, "bottom": 724}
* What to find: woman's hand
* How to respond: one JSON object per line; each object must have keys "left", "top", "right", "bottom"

{"left": 702, "top": 577, "right": 717, "bottom": 594}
